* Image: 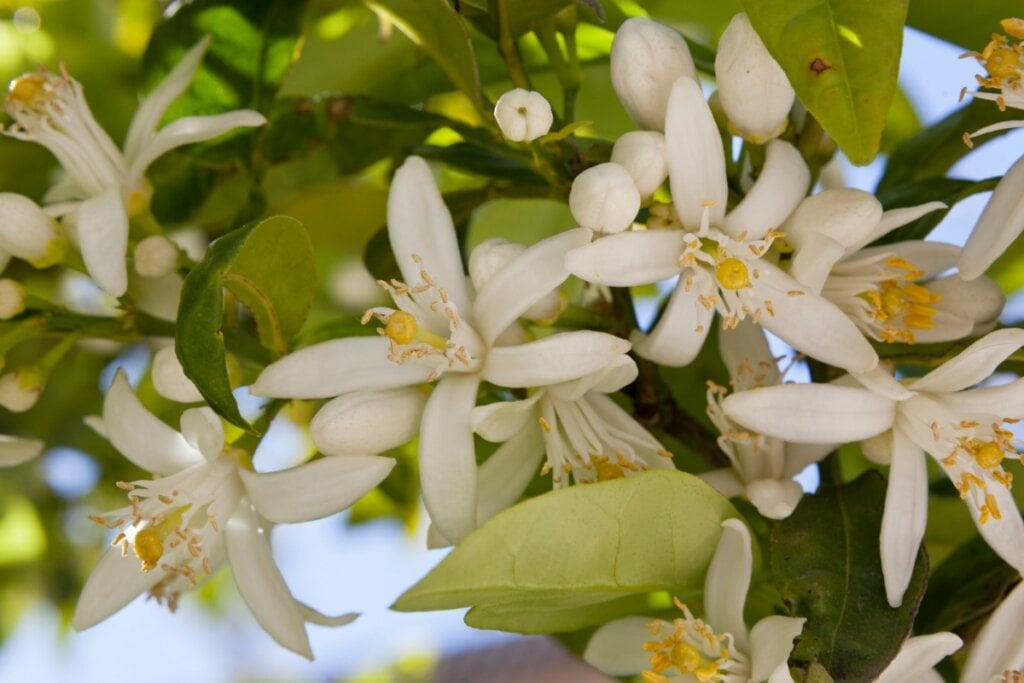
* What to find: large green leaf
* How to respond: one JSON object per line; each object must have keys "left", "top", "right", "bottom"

{"left": 177, "top": 216, "right": 316, "bottom": 430}
{"left": 770, "top": 472, "right": 928, "bottom": 682}
{"left": 741, "top": 0, "right": 908, "bottom": 165}
{"left": 393, "top": 470, "right": 738, "bottom": 633}
{"left": 907, "top": 0, "right": 1021, "bottom": 50}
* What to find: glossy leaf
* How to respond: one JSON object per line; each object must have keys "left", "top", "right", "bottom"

{"left": 393, "top": 470, "right": 738, "bottom": 633}
{"left": 907, "top": 0, "right": 1022, "bottom": 50}
{"left": 741, "top": 0, "right": 908, "bottom": 165}
{"left": 770, "top": 472, "right": 928, "bottom": 682}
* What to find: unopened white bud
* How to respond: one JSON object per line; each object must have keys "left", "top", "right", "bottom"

{"left": 611, "top": 18, "right": 697, "bottom": 131}
{"left": 715, "top": 13, "right": 794, "bottom": 143}
{"left": 151, "top": 345, "right": 204, "bottom": 403}
{"left": 311, "top": 389, "right": 427, "bottom": 456}
{"left": 0, "top": 193, "right": 65, "bottom": 268}
{"left": 0, "top": 367, "right": 43, "bottom": 412}
{"left": 0, "top": 279, "right": 26, "bottom": 320}
{"left": 134, "top": 235, "right": 179, "bottom": 278}
{"left": 610, "top": 131, "right": 668, "bottom": 198}
{"left": 494, "top": 89, "right": 554, "bottom": 142}
{"left": 569, "top": 163, "right": 641, "bottom": 234}
{"left": 469, "top": 238, "right": 562, "bottom": 321}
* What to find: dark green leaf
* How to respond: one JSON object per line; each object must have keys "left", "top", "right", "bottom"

{"left": 411, "top": 142, "right": 547, "bottom": 185}
{"left": 907, "top": 0, "right": 1021, "bottom": 50}
{"left": 770, "top": 472, "right": 928, "bottom": 682}
{"left": 874, "top": 177, "right": 998, "bottom": 244}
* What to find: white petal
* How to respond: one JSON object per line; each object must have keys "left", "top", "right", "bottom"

{"left": 0, "top": 435, "right": 44, "bottom": 466}
{"left": 749, "top": 615, "right": 806, "bottom": 683}
{"left": 961, "top": 582, "right": 1024, "bottom": 683}
{"left": 852, "top": 367, "right": 915, "bottom": 401}
{"left": 969, "top": 481, "right": 1024, "bottom": 574}
{"left": 782, "top": 442, "right": 838, "bottom": 476}
{"left": 782, "top": 189, "right": 882, "bottom": 251}
{"left": 297, "top": 602, "right": 358, "bottom": 627}
{"left": 419, "top": 374, "right": 480, "bottom": 543}
{"left": 718, "top": 319, "right": 780, "bottom": 389}
{"left": 476, "top": 425, "right": 545, "bottom": 526}
{"left": 583, "top": 617, "right": 658, "bottom": 675}
{"left": 665, "top": 76, "right": 728, "bottom": 229}
{"left": 790, "top": 232, "right": 846, "bottom": 293}
{"left": 705, "top": 518, "right": 752, "bottom": 650}
{"left": 77, "top": 187, "right": 128, "bottom": 297}
{"left": 569, "top": 163, "right": 641, "bottom": 234}
{"left": 722, "top": 384, "right": 895, "bottom": 443}
{"left": 865, "top": 201, "right": 947, "bottom": 250}
{"left": 700, "top": 468, "right": 745, "bottom": 498}
{"left": 151, "top": 345, "right": 204, "bottom": 403}
{"left": 103, "top": 370, "right": 203, "bottom": 474}
{"left": 484, "top": 331, "right": 631, "bottom": 388}
{"left": 310, "top": 388, "right": 426, "bottom": 456}
{"left": 241, "top": 454, "right": 395, "bottom": 523}
{"left": 747, "top": 478, "right": 804, "bottom": 520}
{"left": 471, "top": 394, "right": 541, "bottom": 442}
{"left": 859, "top": 430, "right": 893, "bottom": 465}
{"left": 564, "top": 230, "right": 685, "bottom": 286}
{"left": 722, "top": 141, "right": 808, "bottom": 240}
{"left": 928, "top": 274, "right": 1004, "bottom": 330}
{"left": 180, "top": 407, "right": 224, "bottom": 461}
{"left": 631, "top": 275, "right": 713, "bottom": 366}
{"left": 873, "top": 633, "right": 962, "bottom": 683}
{"left": 909, "top": 328, "right": 1024, "bottom": 393}
{"left": 853, "top": 240, "right": 959, "bottom": 278}
{"left": 225, "top": 504, "right": 312, "bottom": 659}
{"left": 959, "top": 153, "right": 1024, "bottom": 280}
{"left": 387, "top": 157, "right": 471, "bottom": 312}
{"left": 547, "top": 355, "right": 639, "bottom": 401}
{"left": 880, "top": 427, "right": 928, "bottom": 607}
{"left": 72, "top": 545, "right": 162, "bottom": 630}
{"left": 128, "top": 111, "right": 266, "bottom": 180}
{"left": 250, "top": 337, "right": 434, "bottom": 399}
{"left": 473, "top": 227, "right": 590, "bottom": 345}
{"left": 493, "top": 88, "right": 553, "bottom": 141}
{"left": 939, "top": 378, "right": 1024, "bottom": 415}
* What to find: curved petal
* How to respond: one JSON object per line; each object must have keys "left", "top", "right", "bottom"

{"left": 853, "top": 240, "right": 959, "bottom": 278}
{"left": 471, "top": 393, "right": 541, "bottom": 442}
{"left": 241, "top": 454, "right": 395, "bottom": 523}
{"left": 705, "top": 518, "right": 753, "bottom": 650}
{"left": 864, "top": 201, "right": 947, "bottom": 250}
{"left": 77, "top": 187, "right": 128, "bottom": 297}
{"left": 631, "top": 273, "right": 714, "bottom": 366}
{"left": 700, "top": 468, "right": 745, "bottom": 498}
{"left": 310, "top": 388, "right": 427, "bottom": 456}
{"left": 225, "top": 504, "right": 312, "bottom": 659}
{"left": 297, "top": 601, "right": 358, "bottom": 627}
{"left": 960, "top": 581, "right": 1024, "bottom": 683}
{"left": 880, "top": 426, "right": 928, "bottom": 607}
{"left": 71, "top": 545, "right": 163, "bottom": 630}
{"left": 387, "top": 157, "right": 471, "bottom": 311}
{"left": 547, "top": 355, "right": 638, "bottom": 401}
{"left": 103, "top": 370, "right": 203, "bottom": 475}
{"left": 790, "top": 232, "right": 846, "bottom": 293}
{"left": 484, "top": 331, "right": 631, "bottom": 388}
{"left": 718, "top": 319, "right": 780, "bottom": 389}
{"left": 853, "top": 367, "right": 915, "bottom": 401}
{"left": 665, "top": 76, "right": 727, "bottom": 230}
{"left": 960, "top": 153, "right": 1024, "bottom": 280}
{"left": 874, "top": 633, "right": 962, "bottom": 683}
{"left": 722, "top": 141, "right": 809, "bottom": 240}
{"left": 969, "top": 481, "right": 1024, "bottom": 574}
{"left": 564, "top": 230, "right": 685, "bottom": 286}
{"left": 476, "top": 425, "right": 545, "bottom": 526}
{"left": 749, "top": 615, "right": 805, "bottom": 683}
{"left": 128, "top": 111, "right": 266, "bottom": 180}
{"left": 782, "top": 442, "right": 837, "bottom": 476}
{"left": 180, "top": 407, "right": 224, "bottom": 461}
{"left": 782, "top": 189, "right": 881, "bottom": 251}
{"left": 909, "top": 328, "right": 1024, "bottom": 394}
{"left": 583, "top": 617, "right": 658, "bottom": 675}
{"left": 474, "top": 228, "right": 590, "bottom": 345}
{"left": 939, "top": 378, "right": 1024, "bottom": 415}
{"left": 0, "top": 435, "right": 44, "bottom": 466}
{"left": 419, "top": 374, "right": 481, "bottom": 543}
{"left": 250, "top": 337, "right": 434, "bottom": 399}
{"left": 928, "top": 274, "right": 1004, "bottom": 329}
{"left": 722, "top": 384, "right": 894, "bottom": 443}
{"left": 747, "top": 479, "right": 803, "bottom": 520}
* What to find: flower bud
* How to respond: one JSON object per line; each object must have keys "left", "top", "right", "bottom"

{"left": 715, "top": 13, "right": 794, "bottom": 143}
{"left": 610, "top": 131, "right": 667, "bottom": 198}
{"left": 0, "top": 367, "right": 43, "bottom": 412}
{"left": 469, "top": 238, "right": 562, "bottom": 321}
{"left": 569, "top": 162, "right": 641, "bottom": 234}
{"left": 0, "top": 193, "right": 66, "bottom": 268}
{"left": 611, "top": 18, "right": 697, "bottom": 131}
{"left": 0, "top": 279, "right": 26, "bottom": 320}
{"left": 151, "top": 345, "right": 204, "bottom": 403}
{"left": 311, "top": 389, "right": 427, "bottom": 456}
{"left": 494, "top": 89, "right": 554, "bottom": 142}
{"left": 133, "top": 235, "right": 179, "bottom": 278}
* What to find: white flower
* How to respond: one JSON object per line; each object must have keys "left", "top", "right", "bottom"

{"left": 583, "top": 519, "right": 805, "bottom": 683}
{"left": 960, "top": 153, "right": 1024, "bottom": 280}
{"left": 722, "top": 328, "right": 1024, "bottom": 607}
{"left": 961, "top": 579, "right": 1024, "bottom": 683}
{"left": 873, "top": 632, "right": 962, "bottom": 683}
{"left": 468, "top": 238, "right": 562, "bottom": 321}
{"left": 569, "top": 162, "right": 641, "bottom": 233}
{"left": 960, "top": 19, "right": 1024, "bottom": 142}
{"left": 0, "top": 434, "right": 44, "bottom": 466}
{"left": 493, "top": 88, "right": 553, "bottom": 141}
{"left": 134, "top": 235, "right": 180, "bottom": 278}
{"left": 73, "top": 371, "right": 395, "bottom": 658}
{"left": 252, "top": 156, "right": 628, "bottom": 543}
{"left": 0, "top": 193, "right": 65, "bottom": 269}
{"left": 2, "top": 37, "right": 266, "bottom": 296}
{"left": 151, "top": 344, "right": 203, "bottom": 403}
{"left": 0, "top": 366, "right": 43, "bottom": 412}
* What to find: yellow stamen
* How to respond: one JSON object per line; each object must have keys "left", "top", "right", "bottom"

{"left": 596, "top": 461, "right": 626, "bottom": 481}
{"left": 715, "top": 258, "right": 749, "bottom": 290}
{"left": 670, "top": 642, "right": 701, "bottom": 672}
{"left": 696, "top": 663, "right": 721, "bottom": 682}
{"left": 133, "top": 528, "right": 164, "bottom": 572}
{"left": 1003, "top": 18, "right": 1024, "bottom": 40}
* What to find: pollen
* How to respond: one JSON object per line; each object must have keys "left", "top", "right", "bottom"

{"left": 384, "top": 311, "right": 418, "bottom": 344}
{"left": 1004, "top": 18, "right": 1024, "bottom": 40}
{"left": 670, "top": 642, "right": 701, "bottom": 672}
{"left": 595, "top": 460, "right": 626, "bottom": 481}
{"left": 133, "top": 528, "right": 164, "bottom": 572}
{"left": 715, "top": 258, "right": 749, "bottom": 290}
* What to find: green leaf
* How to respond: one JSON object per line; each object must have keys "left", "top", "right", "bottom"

{"left": 740, "top": 0, "right": 908, "bottom": 165}
{"left": 907, "top": 0, "right": 1020, "bottom": 50}
{"left": 393, "top": 470, "right": 738, "bottom": 633}
{"left": 459, "top": 0, "right": 576, "bottom": 39}
{"left": 770, "top": 472, "right": 928, "bottom": 682}
{"left": 874, "top": 177, "right": 999, "bottom": 244}
{"left": 177, "top": 215, "right": 316, "bottom": 429}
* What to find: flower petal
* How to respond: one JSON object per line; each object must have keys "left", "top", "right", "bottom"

{"left": 852, "top": 367, "right": 915, "bottom": 401}
{"left": 484, "top": 331, "right": 631, "bottom": 388}
{"left": 874, "top": 633, "right": 962, "bottom": 683}
{"left": 880, "top": 426, "right": 928, "bottom": 607}
{"left": 547, "top": 355, "right": 638, "bottom": 401}
{"left": 959, "top": 153, "right": 1024, "bottom": 280}
{"left": 782, "top": 442, "right": 838, "bottom": 476}
{"left": 0, "top": 435, "right": 44, "bottom": 466}
{"left": 631, "top": 273, "right": 713, "bottom": 366}
{"left": 850, "top": 201, "right": 946, "bottom": 252}
{"left": 853, "top": 240, "right": 959, "bottom": 278}
{"left": 789, "top": 232, "right": 846, "bottom": 294}
{"left": 419, "top": 374, "right": 481, "bottom": 543}
{"left": 705, "top": 518, "right": 753, "bottom": 650}
{"left": 297, "top": 601, "right": 358, "bottom": 627}
{"left": 665, "top": 76, "right": 727, "bottom": 229}
{"left": 128, "top": 111, "right": 266, "bottom": 180}
{"left": 71, "top": 545, "right": 163, "bottom": 631}
{"left": 939, "top": 378, "right": 1024, "bottom": 415}
{"left": 722, "top": 384, "right": 895, "bottom": 443}
{"left": 700, "top": 467, "right": 745, "bottom": 498}
{"left": 583, "top": 617, "right": 658, "bottom": 675}
{"left": 225, "top": 504, "right": 312, "bottom": 659}
{"left": 250, "top": 337, "right": 434, "bottom": 399}
{"left": 180, "top": 407, "right": 224, "bottom": 461}
{"left": 782, "top": 189, "right": 882, "bottom": 251}
{"left": 722, "top": 140, "right": 809, "bottom": 240}
{"left": 473, "top": 228, "right": 590, "bottom": 345}
{"left": 476, "top": 425, "right": 545, "bottom": 526}
{"left": 564, "top": 230, "right": 685, "bottom": 286}
{"left": 747, "top": 478, "right": 804, "bottom": 520}
{"left": 241, "top": 454, "right": 395, "bottom": 523}
{"left": 77, "top": 186, "right": 128, "bottom": 297}
{"left": 749, "top": 615, "right": 805, "bottom": 683}
{"left": 103, "top": 369, "right": 203, "bottom": 474}
{"left": 718, "top": 319, "right": 780, "bottom": 389}
{"left": 960, "top": 581, "right": 1024, "bottom": 683}
{"left": 928, "top": 274, "right": 1004, "bottom": 331}
{"left": 310, "top": 388, "right": 427, "bottom": 456}
{"left": 471, "top": 393, "right": 542, "bottom": 442}
{"left": 909, "top": 328, "right": 1024, "bottom": 393}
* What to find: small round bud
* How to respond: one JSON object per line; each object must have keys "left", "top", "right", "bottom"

{"left": 0, "top": 367, "right": 43, "bottom": 412}
{"left": 469, "top": 238, "right": 561, "bottom": 321}
{"left": 134, "top": 235, "right": 179, "bottom": 278}
{"left": 494, "top": 89, "right": 554, "bottom": 142}
{"left": 0, "top": 279, "right": 27, "bottom": 320}
{"left": 151, "top": 345, "right": 204, "bottom": 403}
{"left": 0, "top": 193, "right": 65, "bottom": 267}
{"left": 610, "top": 131, "right": 668, "bottom": 198}
{"left": 569, "top": 163, "right": 641, "bottom": 234}
{"left": 611, "top": 18, "right": 697, "bottom": 131}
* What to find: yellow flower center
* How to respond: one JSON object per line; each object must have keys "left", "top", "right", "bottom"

{"left": 861, "top": 257, "right": 941, "bottom": 343}
{"left": 973, "top": 440, "right": 1006, "bottom": 469}
{"left": 642, "top": 598, "right": 731, "bottom": 683}
{"left": 715, "top": 258, "right": 749, "bottom": 290}
{"left": 384, "top": 310, "right": 418, "bottom": 344}
{"left": 132, "top": 528, "right": 164, "bottom": 572}
{"left": 7, "top": 73, "right": 49, "bottom": 107}
{"left": 986, "top": 43, "right": 1022, "bottom": 80}
{"left": 595, "top": 461, "right": 626, "bottom": 481}
{"left": 670, "top": 642, "right": 701, "bottom": 672}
